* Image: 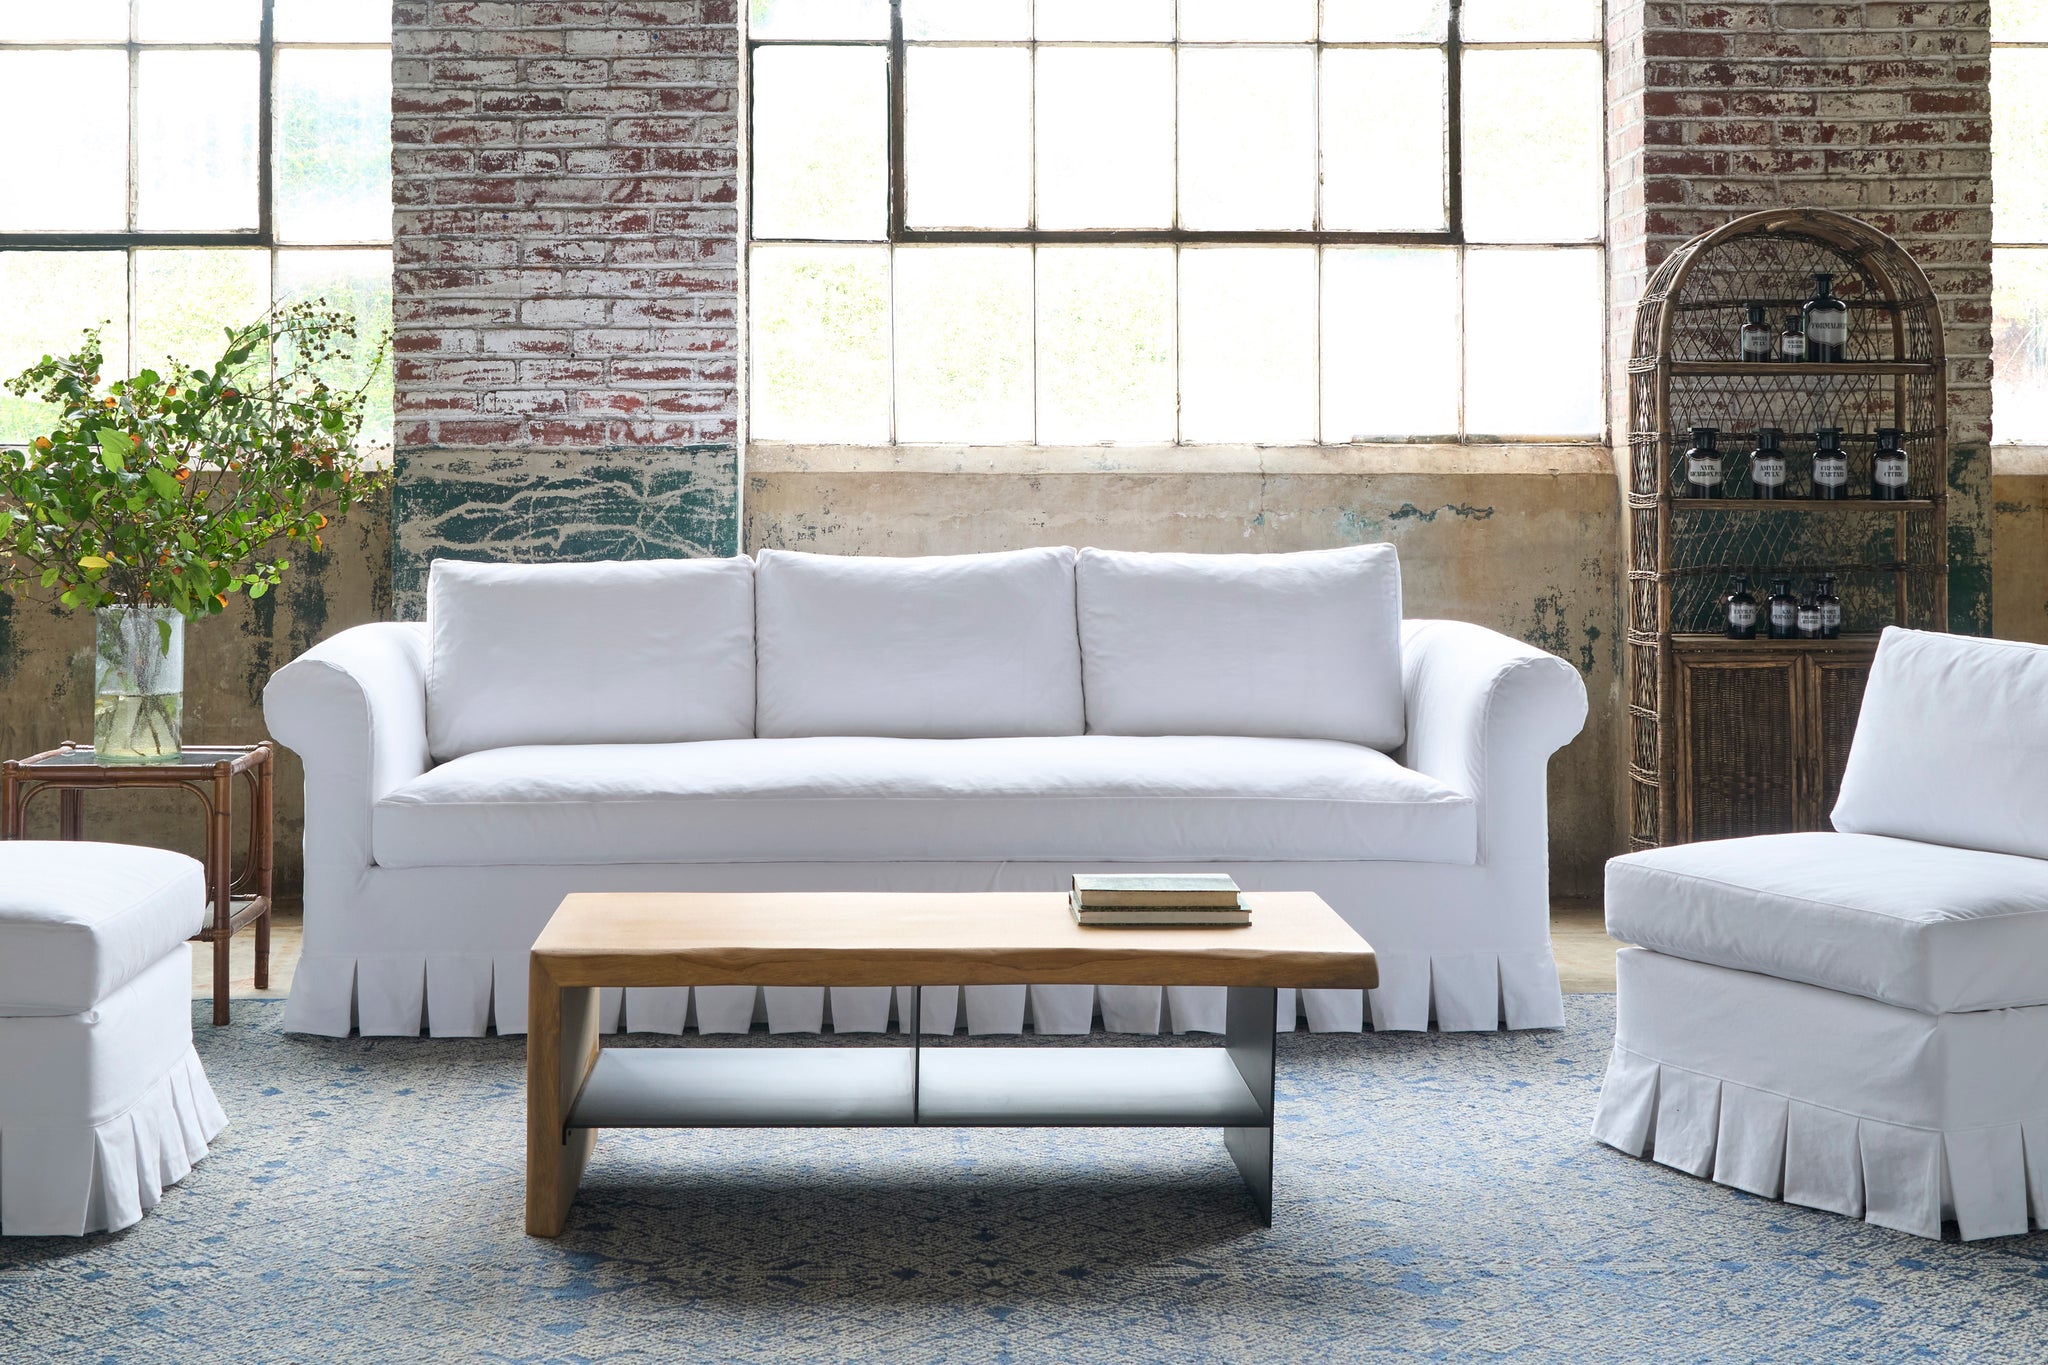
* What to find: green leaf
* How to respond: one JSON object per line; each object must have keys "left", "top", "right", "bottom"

{"left": 0, "top": 508, "right": 13, "bottom": 542}
{"left": 248, "top": 580, "right": 267, "bottom": 599}
{"left": 77, "top": 555, "right": 108, "bottom": 570}
{"left": 145, "top": 467, "right": 180, "bottom": 500}
{"left": 96, "top": 428, "right": 132, "bottom": 471}
{"left": 156, "top": 617, "right": 174, "bottom": 655}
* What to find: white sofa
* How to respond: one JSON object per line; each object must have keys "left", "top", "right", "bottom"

{"left": 263, "top": 544, "right": 1588, "bottom": 1039}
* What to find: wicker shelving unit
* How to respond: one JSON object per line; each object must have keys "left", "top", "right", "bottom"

{"left": 1626, "top": 208, "right": 1949, "bottom": 849}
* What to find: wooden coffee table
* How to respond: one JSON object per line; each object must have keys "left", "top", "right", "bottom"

{"left": 526, "top": 891, "right": 1376, "bottom": 1236}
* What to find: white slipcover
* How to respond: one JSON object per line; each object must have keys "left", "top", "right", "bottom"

{"left": 1606, "top": 832, "right": 2048, "bottom": 1015}
{"left": 265, "top": 598, "right": 1588, "bottom": 1039}
{"left": 0, "top": 840, "right": 205, "bottom": 1016}
{"left": 0, "top": 844, "right": 227, "bottom": 1238}
{"left": 425, "top": 556, "right": 756, "bottom": 761}
{"left": 1593, "top": 948, "right": 2048, "bottom": 1242}
{"left": 754, "top": 546, "right": 1086, "bottom": 739}
{"left": 1832, "top": 628, "right": 2048, "bottom": 862}
{"left": 1077, "top": 544, "right": 1405, "bottom": 749}
{"left": 370, "top": 734, "right": 1476, "bottom": 868}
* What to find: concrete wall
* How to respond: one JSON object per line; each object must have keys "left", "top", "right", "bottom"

{"left": 1995, "top": 454, "right": 2048, "bottom": 645}
{"left": 0, "top": 491, "right": 392, "bottom": 891}
{"left": 744, "top": 444, "right": 1623, "bottom": 900}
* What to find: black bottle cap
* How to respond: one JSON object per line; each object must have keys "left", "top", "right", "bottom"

{"left": 1814, "top": 272, "right": 1835, "bottom": 292}
{"left": 1731, "top": 574, "right": 1749, "bottom": 589}
{"left": 1747, "top": 303, "right": 1766, "bottom": 323}
{"left": 1690, "top": 426, "right": 1718, "bottom": 443}
{"left": 1772, "top": 577, "right": 1792, "bottom": 591}
{"left": 1877, "top": 426, "right": 1901, "bottom": 444}
{"left": 1754, "top": 427, "right": 1780, "bottom": 449}
{"left": 1815, "top": 426, "right": 1843, "bottom": 445}
{"left": 1784, "top": 315, "right": 1803, "bottom": 331}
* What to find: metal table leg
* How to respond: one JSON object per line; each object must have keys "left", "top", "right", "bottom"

{"left": 1223, "top": 985, "right": 1277, "bottom": 1226}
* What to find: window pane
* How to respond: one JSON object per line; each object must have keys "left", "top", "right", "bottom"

{"left": 1995, "top": 1, "right": 2048, "bottom": 41}
{"left": 1179, "top": 48, "right": 1315, "bottom": 231}
{"left": 903, "top": 0, "right": 1030, "bottom": 40}
{"left": 0, "top": 52, "right": 127, "bottom": 232}
{"left": 1322, "top": 0, "right": 1447, "bottom": 42}
{"left": 1178, "top": 0, "right": 1314, "bottom": 41}
{"left": 905, "top": 47, "right": 1031, "bottom": 230}
{"left": 1038, "top": 246, "right": 1175, "bottom": 444}
{"left": 137, "top": 50, "right": 261, "bottom": 231}
{"left": 1462, "top": 48, "right": 1603, "bottom": 243}
{"left": 1461, "top": 0, "right": 1600, "bottom": 42}
{"left": 136, "top": 0, "right": 260, "bottom": 42}
{"left": 276, "top": 0, "right": 393, "bottom": 42}
{"left": 1323, "top": 248, "right": 1459, "bottom": 441}
{"left": 748, "top": 0, "right": 888, "bottom": 39}
{"left": 0, "top": 1, "right": 127, "bottom": 40}
{"left": 1994, "top": 50, "right": 2048, "bottom": 243}
{"left": 1322, "top": 49, "right": 1446, "bottom": 232}
{"left": 0, "top": 253, "right": 127, "bottom": 445}
{"left": 1036, "top": 0, "right": 1172, "bottom": 41}
{"left": 1464, "top": 248, "right": 1602, "bottom": 436}
{"left": 1180, "top": 247, "right": 1316, "bottom": 443}
{"left": 1995, "top": 248, "right": 2048, "bottom": 443}
{"left": 275, "top": 249, "right": 395, "bottom": 451}
{"left": 749, "top": 245, "right": 891, "bottom": 442}
{"left": 751, "top": 46, "right": 887, "bottom": 240}
{"left": 1036, "top": 48, "right": 1174, "bottom": 230}
{"left": 132, "top": 249, "right": 270, "bottom": 377}
{"left": 276, "top": 50, "right": 393, "bottom": 245}
{"left": 895, "top": 246, "right": 1033, "bottom": 443}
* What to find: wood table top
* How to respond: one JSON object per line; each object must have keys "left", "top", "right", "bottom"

{"left": 530, "top": 891, "right": 1377, "bottom": 991}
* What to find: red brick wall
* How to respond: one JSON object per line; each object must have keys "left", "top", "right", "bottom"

{"left": 389, "top": 0, "right": 743, "bottom": 603}
{"left": 1607, "top": 0, "right": 1994, "bottom": 631}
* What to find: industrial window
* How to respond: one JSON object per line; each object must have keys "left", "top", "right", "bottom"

{"left": 1993, "top": 5, "right": 2048, "bottom": 443}
{"left": 0, "top": 1, "right": 393, "bottom": 452}
{"left": 746, "top": 0, "right": 1606, "bottom": 447}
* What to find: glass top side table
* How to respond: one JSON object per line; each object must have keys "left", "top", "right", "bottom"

{"left": 1, "top": 741, "right": 274, "bottom": 1025}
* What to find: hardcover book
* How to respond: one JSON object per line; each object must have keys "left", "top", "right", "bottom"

{"left": 1070, "top": 873, "right": 1242, "bottom": 909}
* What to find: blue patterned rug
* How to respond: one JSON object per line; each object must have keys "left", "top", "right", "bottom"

{"left": 4, "top": 996, "right": 2047, "bottom": 1363}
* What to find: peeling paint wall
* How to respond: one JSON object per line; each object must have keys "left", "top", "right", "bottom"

{"left": 0, "top": 491, "right": 392, "bottom": 891}
{"left": 743, "top": 445, "right": 1624, "bottom": 900}
{"left": 1994, "top": 461, "right": 2048, "bottom": 646}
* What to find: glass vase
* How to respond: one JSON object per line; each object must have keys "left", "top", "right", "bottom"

{"left": 94, "top": 605, "right": 184, "bottom": 764}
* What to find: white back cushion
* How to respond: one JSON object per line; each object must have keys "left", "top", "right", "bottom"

{"left": 426, "top": 557, "right": 756, "bottom": 760}
{"left": 754, "top": 547, "right": 1084, "bottom": 738}
{"left": 1832, "top": 628, "right": 2048, "bottom": 860}
{"left": 1076, "top": 544, "right": 1405, "bottom": 749}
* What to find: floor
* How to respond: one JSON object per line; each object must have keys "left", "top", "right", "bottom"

{"left": 192, "top": 905, "right": 1626, "bottom": 1004}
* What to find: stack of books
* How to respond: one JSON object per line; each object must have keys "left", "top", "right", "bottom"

{"left": 1069, "top": 873, "right": 1250, "bottom": 927}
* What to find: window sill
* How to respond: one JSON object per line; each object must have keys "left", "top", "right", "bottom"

{"left": 744, "top": 442, "right": 1616, "bottom": 478}
{"left": 1993, "top": 445, "right": 2048, "bottom": 477}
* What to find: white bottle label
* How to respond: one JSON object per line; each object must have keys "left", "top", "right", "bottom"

{"left": 1752, "top": 456, "right": 1786, "bottom": 486}
{"left": 1821, "top": 602, "right": 1842, "bottom": 630}
{"left": 1688, "top": 456, "right": 1722, "bottom": 484}
{"left": 1814, "top": 455, "right": 1848, "bottom": 487}
{"left": 1808, "top": 312, "right": 1848, "bottom": 346}
{"left": 1728, "top": 602, "right": 1756, "bottom": 628}
{"left": 1875, "top": 454, "right": 1908, "bottom": 488}
{"left": 1743, "top": 332, "right": 1771, "bottom": 358}
{"left": 1798, "top": 607, "right": 1821, "bottom": 635}
{"left": 1771, "top": 601, "right": 1796, "bottom": 630}
{"left": 1781, "top": 336, "right": 1806, "bottom": 360}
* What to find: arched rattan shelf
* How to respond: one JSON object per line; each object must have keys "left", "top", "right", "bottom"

{"left": 1625, "top": 208, "right": 1949, "bottom": 850}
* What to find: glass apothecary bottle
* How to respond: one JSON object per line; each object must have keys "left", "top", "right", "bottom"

{"left": 1779, "top": 314, "right": 1806, "bottom": 363}
{"left": 1740, "top": 303, "right": 1773, "bottom": 362}
{"left": 1871, "top": 426, "right": 1909, "bottom": 500}
{"left": 1810, "top": 427, "right": 1849, "bottom": 501}
{"left": 1724, "top": 575, "right": 1759, "bottom": 640}
{"left": 1803, "top": 273, "right": 1849, "bottom": 362}
{"left": 1747, "top": 427, "right": 1787, "bottom": 500}
{"left": 1766, "top": 577, "right": 1799, "bottom": 639}
{"left": 1682, "top": 426, "right": 1724, "bottom": 499}
{"left": 1816, "top": 574, "right": 1842, "bottom": 639}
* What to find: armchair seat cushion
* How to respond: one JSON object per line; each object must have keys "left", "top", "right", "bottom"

{"left": 371, "top": 734, "right": 1477, "bottom": 868}
{"left": 1606, "top": 831, "right": 2048, "bottom": 1015}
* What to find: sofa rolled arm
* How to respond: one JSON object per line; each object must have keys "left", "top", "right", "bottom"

{"left": 263, "top": 622, "right": 431, "bottom": 877}
{"left": 1399, "top": 619, "right": 1588, "bottom": 865}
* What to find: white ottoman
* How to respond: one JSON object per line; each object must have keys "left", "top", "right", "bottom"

{"left": 1, "top": 841, "right": 229, "bottom": 1236}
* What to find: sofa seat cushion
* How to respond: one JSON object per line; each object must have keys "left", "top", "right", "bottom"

{"left": 1606, "top": 831, "right": 2048, "bottom": 1015}
{"left": 371, "top": 735, "right": 1477, "bottom": 869}
{"left": 0, "top": 842, "right": 206, "bottom": 1017}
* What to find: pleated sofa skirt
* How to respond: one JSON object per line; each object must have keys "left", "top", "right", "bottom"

{"left": 1591, "top": 947, "right": 2048, "bottom": 1241}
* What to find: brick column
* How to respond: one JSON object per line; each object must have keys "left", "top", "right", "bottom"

{"left": 389, "top": 0, "right": 742, "bottom": 612}
{"left": 1607, "top": 0, "right": 1993, "bottom": 632}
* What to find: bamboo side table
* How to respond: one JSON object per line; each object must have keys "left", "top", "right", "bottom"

{"left": 1, "top": 741, "right": 274, "bottom": 1025}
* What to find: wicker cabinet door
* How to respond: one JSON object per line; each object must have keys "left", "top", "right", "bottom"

{"left": 1674, "top": 656, "right": 1804, "bottom": 843}
{"left": 1810, "top": 655, "right": 1874, "bottom": 826}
